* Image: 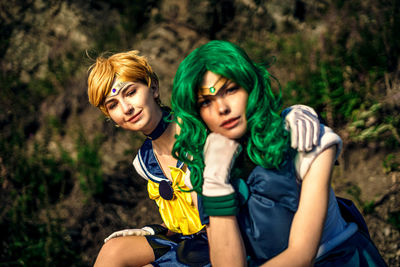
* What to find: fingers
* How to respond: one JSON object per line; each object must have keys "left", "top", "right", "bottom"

{"left": 291, "top": 112, "right": 314, "bottom": 152}
{"left": 202, "top": 133, "right": 240, "bottom": 197}
{"left": 312, "top": 115, "right": 320, "bottom": 146}
{"left": 285, "top": 105, "right": 320, "bottom": 152}
{"left": 203, "top": 133, "right": 240, "bottom": 164}
{"left": 290, "top": 120, "right": 299, "bottom": 150}
{"left": 104, "top": 229, "right": 151, "bottom": 243}
{"left": 304, "top": 118, "right": 313, "bottom": 152}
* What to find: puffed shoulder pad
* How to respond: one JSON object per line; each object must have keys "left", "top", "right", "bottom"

{"left": 133, "top": 155, "right": 149, "bottom": 181}
{"left": 295, "top": 124, "right": 342, "bottom": 180}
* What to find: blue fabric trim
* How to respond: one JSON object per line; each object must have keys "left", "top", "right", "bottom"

{"left": 137, "top": 139, "right": 184, "bottom": 183}
{"left": 316, "top": 222, "right": 358, "bottom": 258}
{"left": 280, "top": 106, "right": 292, "bottom": 119}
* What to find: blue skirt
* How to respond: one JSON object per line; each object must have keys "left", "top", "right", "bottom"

{"left": 315, "top": 230, "right": 387, "bottom": 267}
{"left": 145, "top": 231, "right": 210, "bottom": 267}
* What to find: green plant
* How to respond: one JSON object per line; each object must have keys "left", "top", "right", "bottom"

{"left": 0, "top": 134, "right": 83, "bottom": 266}
{"left": 383, "top": 154, "right": 400, "bottom": 173}
{"left": 346, "top": 184, "right": 362, "bottom": 206}
{"left": 76, "top": 131, "right": 105, "bottom": 198}
{"left": 388, "top": 211, "right": 400, "bottom": 231}
{"left": 362, "top": 200, "right": 376, "bottom": 215}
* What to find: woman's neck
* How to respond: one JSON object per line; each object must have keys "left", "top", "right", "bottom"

{"left": 151, "top": 120, "right": 177, "bottom": 156}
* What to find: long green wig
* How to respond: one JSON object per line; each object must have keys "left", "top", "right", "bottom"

{"left": 171, "top": 40, "right": 290, "bottom": 193}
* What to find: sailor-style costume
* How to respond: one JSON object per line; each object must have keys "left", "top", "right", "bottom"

{"left": 133, "top": 138, "right": 210, "bottom": 267}
{"left": 132, "top": 122, "right": 385, "bottom": 266}
{"left": 199, "top": 125, "right": 386, "bottom": 266}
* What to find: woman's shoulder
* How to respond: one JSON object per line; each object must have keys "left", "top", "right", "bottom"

{"left": 295, "top": 124, "right": 342, "bottom": 180}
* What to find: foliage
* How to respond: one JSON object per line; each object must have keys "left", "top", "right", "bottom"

{"left": 0, "top": 120, "right": 105, "bottom": 265}
{"left": 346, "top": 184, "right": 376, "bottom": 215}
{"left": 388, "top": 211, "right": 400, "bottom": 231}
{"left": 243, "top": 0, "right": 400, "bottom": 141}
{"left": 76, "top": 131, "right": 105, "bottom": 198}
{"left": 0, "top": 130, "right": 83, "bottom": 266}
{"left": 85, "top": 0, "right": 160, "bottom": 52}
{"left": 383, "top": 154, "right": 400, "bottom": 173}
{"left": 347, "top": 103, "right": 400, "bottom": 146}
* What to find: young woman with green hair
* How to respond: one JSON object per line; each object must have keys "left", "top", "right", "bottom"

{"left": 87, "top": 49, "right": 321, "bottom": 267}
{"left": 171, "top": 40, "right": 387, "bottom": 266}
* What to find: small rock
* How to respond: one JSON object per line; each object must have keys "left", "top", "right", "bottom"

{"left": 384, "top": 227, "right": 391, "bottom": 237}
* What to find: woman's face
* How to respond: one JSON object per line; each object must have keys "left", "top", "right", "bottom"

{"left": 105, "top": 80, "right": 162, "bottom": 134}
{"left": 198, "top": 71, "right": 248, "bottom": 140}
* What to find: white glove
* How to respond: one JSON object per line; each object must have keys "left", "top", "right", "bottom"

{"left": 284, "top": 104, "right": 320, "bottom": 152}
{"left": 202, "top": 133, "right": 241, "bottom": 197}
{"left": 104, "top": 227, "right": 153, "bottom": 243}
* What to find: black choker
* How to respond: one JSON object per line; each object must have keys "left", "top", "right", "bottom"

{"left": 146, "top": 109, "right": 171, "bottom": 140}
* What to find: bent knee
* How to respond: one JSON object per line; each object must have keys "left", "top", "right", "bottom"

{"left": 95, "top": 236, "right": 154, "bottom": 267}
{"left": 101, "top": 238, "right": 127, "bottom": 258}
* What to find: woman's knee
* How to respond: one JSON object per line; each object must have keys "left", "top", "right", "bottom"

{"left": 94, "top": 236, "right": 154, "bottom": 267}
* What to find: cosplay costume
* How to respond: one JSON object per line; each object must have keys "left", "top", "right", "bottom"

{"left": 200, "top": 124, "right": 386, "bottom": 267}
{"left": 294, "top": 126, "right": 386, "bottom": 267}
{"left": 132, "top": 111, "right": 210, "bottom": 267}
{"left": 126, "top": 105, "right": 315, "bottom": 266}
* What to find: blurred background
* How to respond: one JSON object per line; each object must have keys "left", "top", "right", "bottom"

{"left": 0, "top": 0, "right": 399, "bottom": 266}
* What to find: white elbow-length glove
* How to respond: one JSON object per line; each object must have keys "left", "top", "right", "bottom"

{"left": 201, "top": 133, "right": 241, "bottom": 216}
{"left": 282, "top": 104, "right": 320, "bottom": 152}
{"left": 103, "top": 224, "right": 168, "bottom": 243}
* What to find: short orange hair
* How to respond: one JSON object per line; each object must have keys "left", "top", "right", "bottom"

{"left": 87, "top": 50, "right": 157, "bottom": 116}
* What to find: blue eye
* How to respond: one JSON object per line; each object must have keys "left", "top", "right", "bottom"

{"left": 199, "top": 99, "right": 211, "bottom": 108}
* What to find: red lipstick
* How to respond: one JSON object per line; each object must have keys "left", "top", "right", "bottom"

{"left": 220, "top": 116, "right": 240, "bottom": 129}
{"left": 127, "top": 110, "right": 143, "bottom": 123}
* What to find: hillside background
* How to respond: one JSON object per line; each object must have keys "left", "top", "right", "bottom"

{"left": 1, "top": 0, "right": 399, "bottom": 266}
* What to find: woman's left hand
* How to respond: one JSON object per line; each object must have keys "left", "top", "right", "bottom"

{"left": 283, "top": 104, "right": 320, "bottom": 152}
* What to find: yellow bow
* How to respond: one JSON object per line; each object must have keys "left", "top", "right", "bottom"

{"left": 147, "top": 166, "right": 204, "bottom": 235}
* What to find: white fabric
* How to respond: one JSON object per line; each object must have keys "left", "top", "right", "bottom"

{"left": 284, "top": 104, "right": 320, "bottom": 152}
{"left": 132, "top": 155, "right": 149, "bottom": 181}
{"left": 103, "top": 228, "right": 152, "bottom": 243}
{"left": 184, "top": 168, "right": 193, "bottom": 190}
{"left": 202, "top": 133, "right": 241, "bottom": 197}
{"left": 295, "top": 124, "right": 342, "bottom": 180}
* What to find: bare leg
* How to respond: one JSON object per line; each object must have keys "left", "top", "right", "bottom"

{"left": 94, "top": 236, "right": 155, "bottom": 267}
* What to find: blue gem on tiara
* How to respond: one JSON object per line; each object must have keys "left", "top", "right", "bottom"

{"left": 112, "top": 88, "right": 116, "bottom": 93}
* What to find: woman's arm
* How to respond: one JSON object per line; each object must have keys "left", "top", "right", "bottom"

{"left": 198, "top": 133, "right": 247, "bottom": 267}
{"left": 260, "top": 145, "right": 337, "bottom": 267}
{"left": 206, "top": 216, "right": 247, "bottom": 267}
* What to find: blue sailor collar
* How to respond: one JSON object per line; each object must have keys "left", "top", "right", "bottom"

{"left": 137, "top": 138, "right": 184, "bottom": 183}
